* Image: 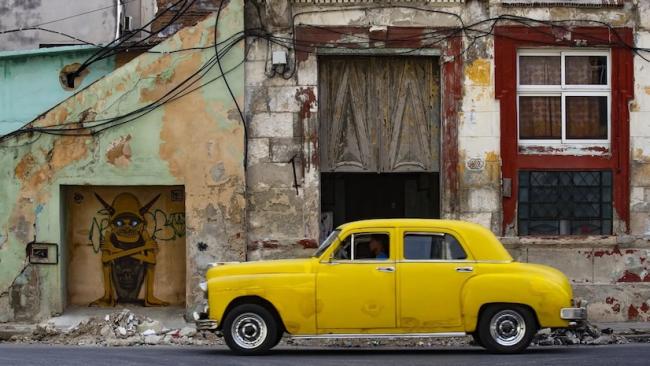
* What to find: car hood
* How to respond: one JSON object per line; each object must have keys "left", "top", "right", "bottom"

{"left": 206, "top": 258, "right": 314, "bottom": 279}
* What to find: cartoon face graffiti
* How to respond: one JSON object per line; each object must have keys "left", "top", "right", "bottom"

{"left": 91, "top": 192, "right": 168, "bottom": 307}
{"left": 106, "top": 193, "right": 149, "bottom": 243}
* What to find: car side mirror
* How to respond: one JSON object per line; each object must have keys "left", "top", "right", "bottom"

{"left": 325, "top": 254, "right": 340, "bottom": 265}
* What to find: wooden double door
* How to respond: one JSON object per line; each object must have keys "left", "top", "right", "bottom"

{"left": 319, "top": 56, "right": 440, "bottom": 173}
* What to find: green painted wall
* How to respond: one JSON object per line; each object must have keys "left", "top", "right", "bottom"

{"left": 0, "top": 1, "right": 245, "bottom": 322}
{"left": 0, "top": 46, "right": 115, "bottom": 135}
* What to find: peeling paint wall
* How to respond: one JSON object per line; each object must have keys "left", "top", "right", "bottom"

{"left": 244, "top": 1, "right": 474, "bottom": 260}
{"left": 244, "top": 0, "right": 650, "bottom": 321}
{"left": 0, "top": 46, "right": 116, "bottom": 135}
{"left": 0, "top": 2, "right": 245, "bottom": 322}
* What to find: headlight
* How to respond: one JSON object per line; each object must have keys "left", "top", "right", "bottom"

{"left": 199, "top": 281, "right": 208, "bottom": 292}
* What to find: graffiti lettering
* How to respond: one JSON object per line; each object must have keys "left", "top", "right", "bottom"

{"left": 146, "top": 209, "right": 186, "bottom": 242}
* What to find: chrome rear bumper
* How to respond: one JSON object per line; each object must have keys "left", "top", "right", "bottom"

{"left": 560, "top": 307, "right": 587, "bottom": 321}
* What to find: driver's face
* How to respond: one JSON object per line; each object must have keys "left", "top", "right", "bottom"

{"left": 369, "top": 239, "right": 382, "bottom": 253}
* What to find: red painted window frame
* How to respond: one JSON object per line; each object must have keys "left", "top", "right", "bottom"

{"left": 495, "top": 26, "right": 634, "bottom": 235}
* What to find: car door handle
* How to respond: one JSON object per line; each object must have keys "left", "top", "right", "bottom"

{"left": 455, "top": 266, "right": 474, "bottom": 273}
{"left": 376, "top": 266, "right": 395, "bottom": 273}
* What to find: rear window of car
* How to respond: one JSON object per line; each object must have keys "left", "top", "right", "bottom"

{"left": 403, "top": 233, "right": 467, "bottom": 260}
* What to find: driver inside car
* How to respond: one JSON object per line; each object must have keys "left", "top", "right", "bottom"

{"left": 369, "top": 234, "right": 389, "bottom": 260}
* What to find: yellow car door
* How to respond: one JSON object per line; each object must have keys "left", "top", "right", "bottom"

{"left": 396, "top": 229, "right": 475, "bottom": 332}
{"left": 316, "top": 229, "right": 396, "bottom": 331}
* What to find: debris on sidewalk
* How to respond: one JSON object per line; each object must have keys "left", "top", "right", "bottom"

{"left": 532, "top": 321, "right": 629, "bottom": 346}
{"left": 8, "top": 309, "right": 222, "bottom": 347}
{"left": 2, "top": 311, "right": 641, "bottom": 348}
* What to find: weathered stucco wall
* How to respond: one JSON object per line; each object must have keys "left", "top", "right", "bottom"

{"left": 244, "top": 0, "right": 650, "bottom": 321}
{"left": 0, "top": 46, "right": 116, "bottom": 135}
{"left": 0, "top": 2, "right": 245, "bottom": 322}
{"left": 244, "top": 1, "right": 471, "bottom": 260}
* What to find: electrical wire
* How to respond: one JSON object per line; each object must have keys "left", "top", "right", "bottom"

{"left": 0, "top": 31, "right": 246, "bottom": 142}
{"left": 0, "top": 0, "right": 138, "bottom": 31}
{"left": 3, "top": 5, "right": 650, "bottom": 147}
{"left": 74, "top": 0, "right": 197, "bottom": 76}
{"left": 0, "top": 32, "right": 243, "bottom": 141}
{"left": 0, "top": 27, "right": 96, "bottom": 45}
{"left": 214, "top": 0, "right": 248, "bottom": 168}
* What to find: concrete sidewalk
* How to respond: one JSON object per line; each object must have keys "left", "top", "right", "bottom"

{"left": 594, "top": 322, "right": 650, "bottom": 342}
{"left": 3, "top": 311, "right": 650, "bottom": 343}
{"left": 594, "top": 322, "right": 650, "bottom": 333}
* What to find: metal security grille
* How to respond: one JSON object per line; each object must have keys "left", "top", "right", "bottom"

{"left": 518, "top": 171, "right": 612, "bottom": 235}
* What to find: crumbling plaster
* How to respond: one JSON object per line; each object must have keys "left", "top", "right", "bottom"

{"left": 0, "top": 2, "right": 245, "bottom": 322}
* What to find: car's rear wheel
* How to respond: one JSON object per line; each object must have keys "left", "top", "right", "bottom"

{"left": 222, "top": 304, "right": 280, "bottom": 355}
{"left": 477, "top": 304, "right": 536, "bottom": 354}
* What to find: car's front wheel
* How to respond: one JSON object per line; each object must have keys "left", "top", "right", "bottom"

{"left": 222, "top": 303, "right": 280, "bottom": 355}
{"left": 477, "top": 304, "right": 537, "bottom": 354}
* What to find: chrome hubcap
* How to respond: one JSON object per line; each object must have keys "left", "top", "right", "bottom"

{"left": 231, "top": 313, "right": 267, "bottom": 349}
{"left": 489, "top": 310, "right": 526, "bottom": 346}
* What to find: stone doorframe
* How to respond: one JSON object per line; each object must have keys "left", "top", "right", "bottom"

{"left": 293, "top": 26, "right": 464, "bottom": 224}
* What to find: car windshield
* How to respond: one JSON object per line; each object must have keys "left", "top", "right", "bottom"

{"left": 312, "top": 229, "right": 341, "bottom": 258}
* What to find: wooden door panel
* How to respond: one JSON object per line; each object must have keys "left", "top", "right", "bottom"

{"left": 319, "top": 56, "right": 439, "bottom": 173}
{"left": 320, "top": 58, "right": 377, "bottom": 172}
{"left": 381, "top": 57, "right": 439, "bottom": 172}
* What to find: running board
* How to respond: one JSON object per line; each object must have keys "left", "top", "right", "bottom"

{"left": 290, "top": 332, "right": 466, "bottom": 339}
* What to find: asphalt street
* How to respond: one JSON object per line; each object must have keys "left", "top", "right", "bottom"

{"left": 1, "top": 343, "right": 650, "bottom": 366}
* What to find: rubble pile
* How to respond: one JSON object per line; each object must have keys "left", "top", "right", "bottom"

{"left": 532, "top": 322, "right": 628, "bottom": 346}
{"left": 11, "top": 309, "right": 222, "bottom": 347}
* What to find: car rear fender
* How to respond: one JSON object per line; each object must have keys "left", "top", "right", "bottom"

{"left": 460, "top": 273, "right": 571, "bottom": 332}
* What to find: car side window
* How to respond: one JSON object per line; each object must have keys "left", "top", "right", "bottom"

{"left": 403, "top": 233, "right": 467, "bottom": 260}
{"left": 332, "top": 233, "right": 390, "bottom": 260}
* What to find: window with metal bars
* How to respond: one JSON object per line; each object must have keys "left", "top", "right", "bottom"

{"left": 518, "top": 171, "right": 612, "bottom": 235}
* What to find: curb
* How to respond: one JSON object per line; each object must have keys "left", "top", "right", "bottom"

{"left": 0, "top": 324, "right": 36, "bottom": 341}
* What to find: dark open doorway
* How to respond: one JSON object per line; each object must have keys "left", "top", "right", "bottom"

{"left": 318, "top": 55, "right": 441, "bottom": 237}
{"left": 321, "top": 173, "right": 440, "bottom": 230}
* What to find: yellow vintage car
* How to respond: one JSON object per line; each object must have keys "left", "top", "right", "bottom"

{"left": 195, "top": 219, "right": 586, "bottom": 355}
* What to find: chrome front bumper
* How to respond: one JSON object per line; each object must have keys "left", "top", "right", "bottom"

{"left": 195, "top": 317, "right": 219, "bottom": 331}
{"left": 560, "top": 307, "right": 588, "bottom": 321}
{"left": 193, "top": 308, "right": 218, "bottom": 331}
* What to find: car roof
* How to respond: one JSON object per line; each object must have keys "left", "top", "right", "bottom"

{"left": 336, "top": 219, "right": 513, "bottom": 262}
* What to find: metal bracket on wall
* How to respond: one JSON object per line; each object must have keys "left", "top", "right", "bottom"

{"left": 289, "top": 154, "right": 301, "bottom": 195}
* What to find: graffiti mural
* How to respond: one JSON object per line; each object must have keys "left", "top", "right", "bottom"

{"left": 91, "top": 193, "right": 168, "bottom": 306}
{"left": 65, "top": 186, "right": 186, "bottom": 307}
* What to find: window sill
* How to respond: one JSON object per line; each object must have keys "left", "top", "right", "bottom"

{"left": 518, "top": 143, "right": 610, "bottom": 156}
{"left": 501, "top": 235, "right": 618, "bottom": 246}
